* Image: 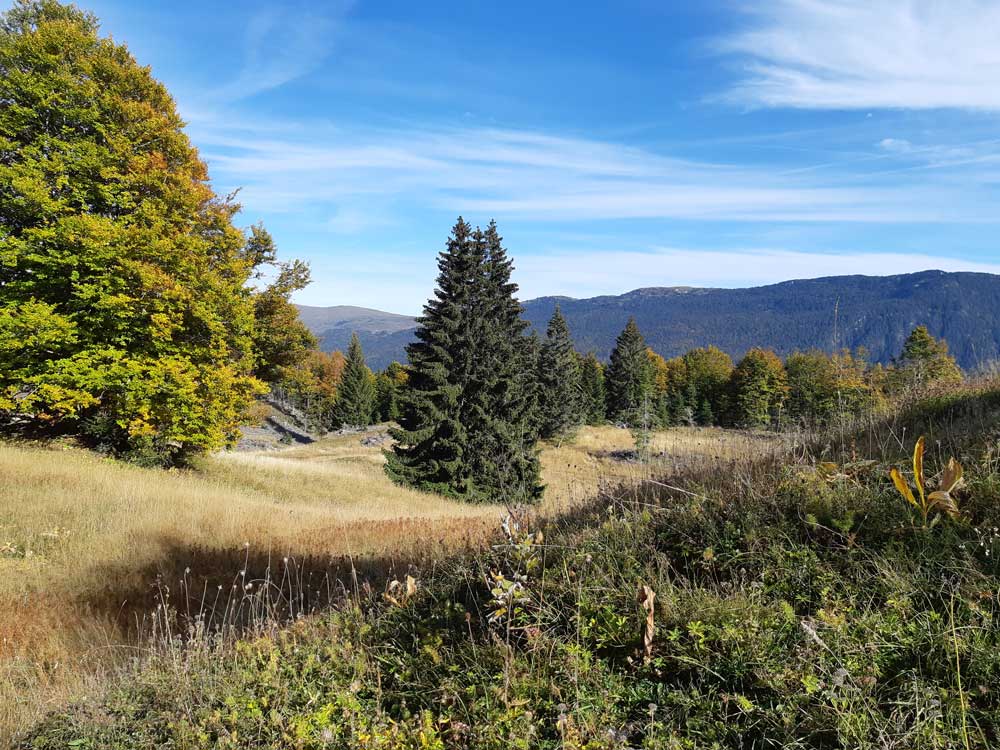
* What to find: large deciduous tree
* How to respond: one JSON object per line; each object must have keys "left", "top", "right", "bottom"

{"left": 0, "top": 1, "right": 305, "bottom": 463}
{"left": 728, "top": 348, "right": 789, "bottom": 428}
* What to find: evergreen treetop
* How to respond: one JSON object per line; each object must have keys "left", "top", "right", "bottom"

{"left": 895, "top": 326, "right": 963, "bottom": 388}
{"left": 334, "top": 333, "right": 375, "bottom": 428}
{"left": 536, "top": 306, "right": 583, "bottom": 440}
{"left": 604, "top": 317, "right": 654, "bottom": 425}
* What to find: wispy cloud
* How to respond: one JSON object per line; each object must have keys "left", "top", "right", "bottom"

{"left": 296, "top": 245, "right": 1000, "bottom": 313}
{"left": 190, "top": 119, "right": 998, "bottom": 226}
{"left": 718, "top": 0, "right": 1000, "bottom": 110}
{"left": 213, "top": 3, "right": 350, "bottom": 102}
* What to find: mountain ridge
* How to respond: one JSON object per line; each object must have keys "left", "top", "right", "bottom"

{"left": 297, "top": 270, "right": 1000, "bottom": 370}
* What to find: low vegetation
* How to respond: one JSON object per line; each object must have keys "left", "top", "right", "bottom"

{"left": 15, "top": 382, "right": 1000, "bottom": 748}
{"left": 0, "top": 424, "right": 778, "bottom": 741}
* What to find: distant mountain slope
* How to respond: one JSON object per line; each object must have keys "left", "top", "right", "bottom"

{"left": 295, "top": 305, "right": 416, "bottom": 335}
{"left": 298, "top": 271, "right": 1000, "bottom": 371}
{"left": 294, "top": 305, "right": 417, "bottom": 366}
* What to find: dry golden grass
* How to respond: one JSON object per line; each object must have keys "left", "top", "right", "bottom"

{"left": 0, "top": 424, "right": 783, "bottom": 741}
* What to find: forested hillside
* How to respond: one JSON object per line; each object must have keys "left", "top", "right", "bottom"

{"left": 303, "top": 271, "right": 1000, "bottom": 370}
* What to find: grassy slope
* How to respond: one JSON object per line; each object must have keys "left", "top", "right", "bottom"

{"left": 1, "top": 425, "right": 776, "bottom": 742}
{"left": 18, "top": 387, "right": 1000, "bottom": 749}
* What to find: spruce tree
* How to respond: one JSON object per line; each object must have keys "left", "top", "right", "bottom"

{"left": 385, "top": 218, "right": 479, "bottom": 497}
{"left": 668, "top": 390, "right": 687, "bottom": 426}
{"left": 333, "top": 333, "right": 375, "bottom": 428}
{"left": 386, "top": 219, "right": 540, "bottom": 503}
{"left": 604, "top": 318, "right": 654, "bottom": 425}
{"left": 468, "top": 221, "right": 542, "bottom": 501}
{"left": 696, "top": 398, "right": 714, "bottom": 426}
{"left": 374, "top": 361, "right": 407, "bottom": 422}
{"left": 536, "top": 307, "right": 583, "bottom": 440}
{"left": 578, "top": 352, "right": 606, "bottom": 425}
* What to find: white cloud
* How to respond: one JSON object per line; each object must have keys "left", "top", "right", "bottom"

{"left": 212, "top": 4, "right": 351, "bottom": 102}
{"left": 878, "top": 138, "right": 912, "bottom": 153}
{"left": 191, "top": 120, "right": 995, "bottom": 225}
{"left": 718, "top": 0, "right": 1000, "bottom": 110}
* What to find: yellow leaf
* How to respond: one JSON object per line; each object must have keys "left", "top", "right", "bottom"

{"left": 913, "top": 436, "right": 926, "bottom": 505}
{"left": 890, "top": 467, "right": 917, "bottom": 507}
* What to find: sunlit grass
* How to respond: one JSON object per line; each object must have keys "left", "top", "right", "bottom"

{"left": 0, "top": 424, "right": 779, "bottom": 740}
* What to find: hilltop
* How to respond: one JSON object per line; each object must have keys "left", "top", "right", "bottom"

{"left": 300, "top": 270, "right": 1000, "bottom": 369}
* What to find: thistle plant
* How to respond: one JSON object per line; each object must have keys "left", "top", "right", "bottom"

{"left": 890, "top": 436, "right": 964, "bottom": 527}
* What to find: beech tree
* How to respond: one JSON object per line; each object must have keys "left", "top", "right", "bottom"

{"left": 728, "top": 348, "right": 789, "bottom": 428}
{"left": 0, "top": 1, "right": 307, "bottom": 463}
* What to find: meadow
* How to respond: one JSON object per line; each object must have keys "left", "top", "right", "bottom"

{"left": 0, "top": 424, "right": 783, "bottom": 742}
{"left": 15, "top": 382, "right": 1000, "bottom": 749}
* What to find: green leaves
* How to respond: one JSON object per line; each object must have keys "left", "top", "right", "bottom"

{"left": 0, "top": 2, "right": 303, "bottom": 463}
{"left": 729, "top": 348, "right": 789, "bottom": 428}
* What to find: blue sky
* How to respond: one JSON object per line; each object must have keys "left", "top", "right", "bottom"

{"left": 22, "top": 0, "right": 1000, "bottom": 312}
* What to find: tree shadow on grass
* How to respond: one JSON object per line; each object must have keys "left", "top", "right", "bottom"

{"left": 76, "top": 517, "right": 497, "bottom": 643}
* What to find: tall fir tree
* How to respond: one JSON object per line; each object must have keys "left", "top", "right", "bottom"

{"left": 385, "top": 218, "right": 479, "bottom": 497}
{"left": 604, "top": 318, "right": 654, "bottom": 425}
{"left": 386, "top": 219, "right": 540, "bottom": 503}
{"left": 578, "top": 351, "right": 606, "bottom": 425}
{"left": 468, "top": 221, "right": 542, "bottom": 501}
{"left": 536, "top": 307, "right": 583, "bottom": 440}
{"left": 333, "top": 333, "right": 375, "bottom": 428}
{"left": 695, "top": 398, "right": 715, "bottom": 426}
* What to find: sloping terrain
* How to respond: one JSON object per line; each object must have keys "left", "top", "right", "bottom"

{"left": 1, "top": 425, "right": 774, "bottom": 741}
{"left": 20, "top": 383, "right": 1000, "bottom": 748}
